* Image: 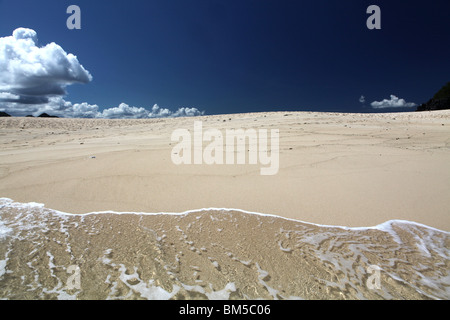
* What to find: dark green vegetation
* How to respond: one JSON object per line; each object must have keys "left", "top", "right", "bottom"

{"left": 417, "top": 82, "right": 450, "bottom": 111}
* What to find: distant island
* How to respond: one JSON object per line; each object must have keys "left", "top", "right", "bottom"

{"left": 416, "top": 82, "right": 450, "bottom": 112}
{"left": 36, "top": 113, "right": 60, "bottom": 118}
{"left": 0, "top": 112, "right": 59, "bottom": 118}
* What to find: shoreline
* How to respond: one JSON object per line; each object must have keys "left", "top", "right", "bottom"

{"left": 2, "top": 197, "right": 449, "bottom": 234}
{"left": 1, "top": 196, "right": 449, "bottom": 300}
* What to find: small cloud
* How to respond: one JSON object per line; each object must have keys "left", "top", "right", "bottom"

{"left": 100, "top": 103, "right": 149, "bottom": 119}
{"left": 359, "top": 95, "right": 366, "bottom": 104}
{"left": 370, "top": 95, "right": 417, "bottom": 109}
{"left": 172, "top": 107, "right": 205, "bottom": 117}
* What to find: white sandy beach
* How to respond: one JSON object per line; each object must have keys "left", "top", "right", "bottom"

{"left": 1, "top": 111, "right": 449, "bottom": 230}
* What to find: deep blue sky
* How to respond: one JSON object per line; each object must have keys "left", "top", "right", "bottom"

{"left": 1, "top": 0, "right": 449, "bottom": 115}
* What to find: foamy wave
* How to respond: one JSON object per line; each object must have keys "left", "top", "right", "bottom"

{"left": 1, "top": 198, "right": 449, "bottom": 300}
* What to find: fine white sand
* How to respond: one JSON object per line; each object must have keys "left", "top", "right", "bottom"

{"left": 1, "top": 110, "right": 449, "bottom": 231}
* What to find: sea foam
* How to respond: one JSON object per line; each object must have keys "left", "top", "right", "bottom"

{"left": 0, "top": 198, "right": 449, "bottom": 300}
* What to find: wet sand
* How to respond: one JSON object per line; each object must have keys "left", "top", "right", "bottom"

{"left": 1, "top": 199, "right": 449, "bottom": 300}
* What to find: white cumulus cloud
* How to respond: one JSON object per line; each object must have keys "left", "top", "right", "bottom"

{"left": 98, "top": 103, "right": 204, "bottom": 119}
{"left": 0, "top": 28, "right": 205, "bottom": 119}
{"left": 0, "top": 27, "right": 92, "bottom": 105}
{"left": 371, "top": 95, "right": 417, "bottom": 109}
{"left": 99, "top": 103, "right": 205, "bottom": 119}
{"left": 100, "top": 103, "right": 150, "bottom": 119}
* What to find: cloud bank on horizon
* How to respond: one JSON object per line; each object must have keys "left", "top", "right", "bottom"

{"left": 0, "top": 28, "right": 204, "bottom": 118}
